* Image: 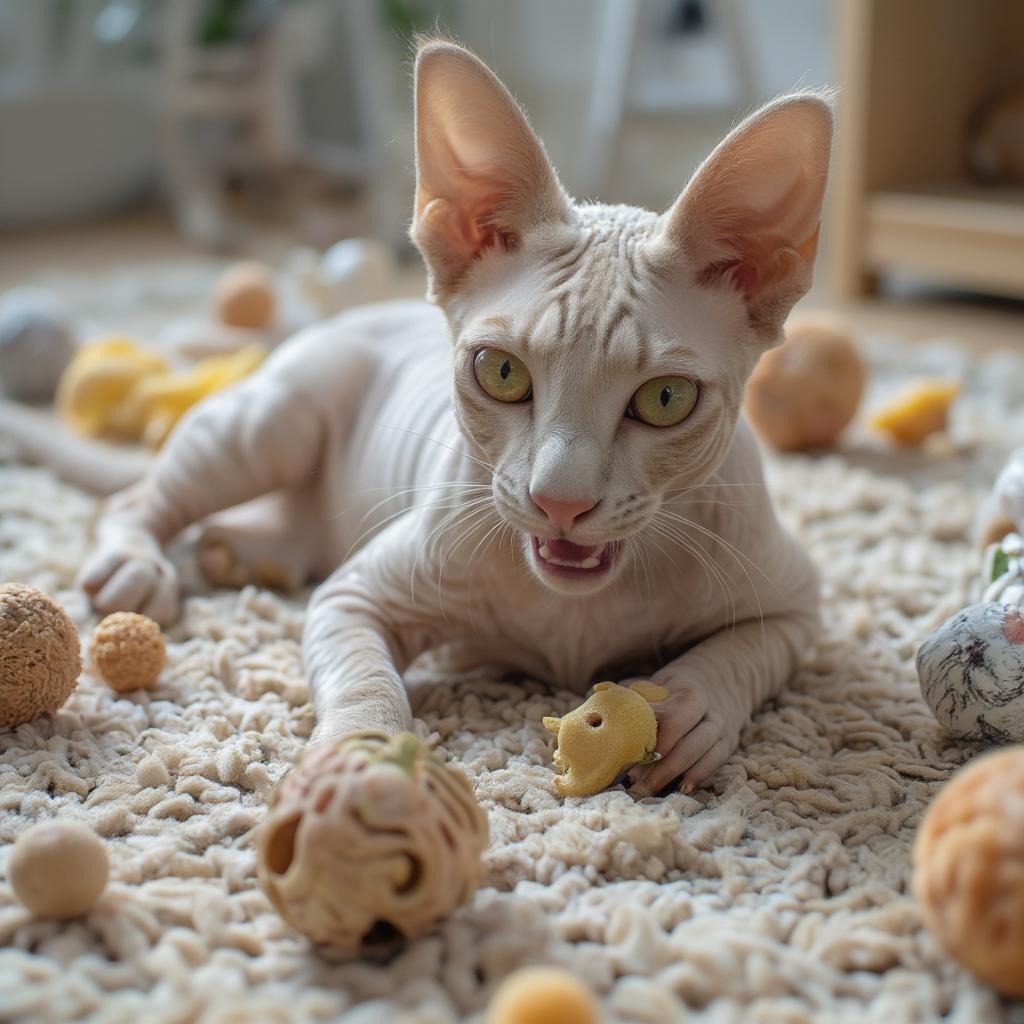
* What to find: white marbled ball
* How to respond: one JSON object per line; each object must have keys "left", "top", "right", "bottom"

{"left": 0, "top": 288, "right": 76, "bottom": 402}
{"left": 917, "top": 602, "right": 1024, "bottom": 742}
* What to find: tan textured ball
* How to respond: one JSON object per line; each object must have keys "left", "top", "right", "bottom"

{"left": 487, "top": 966, "right": 601, "bottom": 1024}
{"left": 213, "top": 261, "right": 276, "bottom": 329}
{"left": 913, "top": 748, "right": 1024, "bottom": 995}
{"left": 0, "top": 583, "right": 80, "bottom": 728}
{"left": 10, "top": 820, "right": 109, "bottom": 919}
{"left": 745, "top": 315, "right": 866, "bottom": 451}
{"left": 258, "top": 731, "right": 489, "bottom": 953}
{"left": 90, "top": 611, "right": 165, "bottom": 691}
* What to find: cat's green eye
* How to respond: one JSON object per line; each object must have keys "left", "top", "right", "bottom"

{"left": 628, "top": 375, "right": 699, "bottom": 427}
{"left": 474, "top": 348, "right": 532, "bottom": 403}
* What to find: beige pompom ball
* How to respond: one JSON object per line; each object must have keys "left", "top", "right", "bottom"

{"left": 10, "top": 820, "right": 109, "bottom": 919}
{"left": 913, "top": 748, "right": 1024, "bottom": 995}
{"left": 0, "top": 583, "right": 80, "bottom": 728}
{"left": 745, "top": 315, "right": 866, "bottom": 451}
{"left": 487, "top": 966, "right": 601, "bottom": 1024}
{"left": 90, "top": 612, "right": 165, "bottom": 691}
{"left": 213, "top": 261, "right": 276, "bottom": 329}
{"left": 258, "top": 731, "right": 489, "bottom": 952}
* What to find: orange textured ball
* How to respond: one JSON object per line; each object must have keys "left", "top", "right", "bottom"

{"left": 745, "top": 315, "right": 866, "bottom": 451}
{"left": 486, "top": 967, "right": 600, "bottom": 1024}
{"left": 213, "top": 262, "right": 276, "bottom": 329}
{"left": 913, "top": 748, "right": 1024, "bottom": 995}
{"left": 90, "top": 611, "right": 165, "bottom": 691}
{"left": 0, "top": 583, "right": 80, "bottom": 727}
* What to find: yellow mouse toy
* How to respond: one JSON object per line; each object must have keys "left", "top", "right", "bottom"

{"left": 543, "top": 681, "right": 667, "bottom": 797}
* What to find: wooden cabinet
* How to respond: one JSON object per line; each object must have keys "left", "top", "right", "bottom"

{"left": 828, "top": 0, "right": 1024, "bottom": 300}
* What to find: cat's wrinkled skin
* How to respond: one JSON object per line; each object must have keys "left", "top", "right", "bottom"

{"left": 77, "top": 42, "right": 831, "bottom": 794}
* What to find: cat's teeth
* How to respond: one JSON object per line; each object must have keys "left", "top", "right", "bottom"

{"left": 536, "top": 541, "right": 606, "bottom": 570}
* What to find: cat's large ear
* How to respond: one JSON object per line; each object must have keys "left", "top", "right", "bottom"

{"left": 412, "top": 41, "right": 570, "bottom": 300}
{"left": 661, "top": 93, "right": 833, "bottom": 338}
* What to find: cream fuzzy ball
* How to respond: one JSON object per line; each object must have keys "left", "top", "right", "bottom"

{"left": 258, "top": 731, "right": 489, "bottom": 952}
{"left": 914, "top": 748, "right": 1024, "bottom": 995}
{"left": 10, "top": 820, "right": 109, "bottom": 919}
{"left": 90, "top": 612, "right": 165, "bottom": 691}
{"left": 0, "top": 583, "right": 80, "bottom": 728}
{"left": 213, "top": 262, "right": 276, "bottom": 329}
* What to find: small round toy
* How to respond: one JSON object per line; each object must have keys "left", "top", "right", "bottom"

{"left": 913, "top": 747, "right": 1024, "bottom": 995}
{"left": 10, "top": 820, "right": 109, "bottom": 919}
{"left": 89, "top": 612, "right": 166, "bottom": 692}
{"left": 213, "top": 262, "right": 277, "bottom": 329}
{"left": 745, "top": 315, "right": 866, "bottom": 451}
{"left": 486, "top": 966, "right": 600, "bottom": 1024}
{"left": 0, "top": 583, "right": 81, "bottom": 728}
{"left": 543, "top": 681, "right": 666, "bottom": 797}
{"left": 257, "top": 731, "right": 489, "bottom": 952}
{"left": 0, "top": 287, "right": 76, "bottom": 402}
{"left": 917, "top": 602, "right": 1024, "bottom": 743}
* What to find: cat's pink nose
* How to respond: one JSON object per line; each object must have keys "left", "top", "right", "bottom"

{"left": 530, "top": 493, "right": 597, "bottom": 532}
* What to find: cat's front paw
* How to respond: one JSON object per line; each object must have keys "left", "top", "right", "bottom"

{"left": 77, "top": 528, "right": 179, "bottom": 625}
{"left": 627, "top": 686, "right": 737, "bottom": 796}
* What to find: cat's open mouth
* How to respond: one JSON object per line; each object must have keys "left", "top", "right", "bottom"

{"left": 531, "top": 536, "right": 620, "bottom": 577}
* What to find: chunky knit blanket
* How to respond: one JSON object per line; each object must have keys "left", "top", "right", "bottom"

{"left": 2, "top": 267, "right": 1023, "bottom": 1023}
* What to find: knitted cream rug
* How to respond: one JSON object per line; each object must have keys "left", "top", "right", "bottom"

{"left": 2, "top": 268, "right": 1024, "bottom": 1024}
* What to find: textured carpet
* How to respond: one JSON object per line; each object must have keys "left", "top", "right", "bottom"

{"left": 2, "top": 279, "right": 1024, "bottom": 1022}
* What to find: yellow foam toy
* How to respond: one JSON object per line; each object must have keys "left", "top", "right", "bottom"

{"left": 869, "top": 378, "right": 962, "bottom": 446}
{"left": 543, "top": 681, "right": 667, "bottom": 797}
{"left": 58, "top": 336, "right": 266, "bottom": 448}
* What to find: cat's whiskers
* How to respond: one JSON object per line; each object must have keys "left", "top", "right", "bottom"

{"left": 340, "top": 483, "right": 493, "bottom": 563}
{"left": 646, "top": 518, "right": 739, "bottom": 634}
{"left": 650, "top": 512, "right": 766, "bottom": 650}
{"left": 411, "top": 496, "right": 496, "bottom": 607}
{"left": 380, "top": 424, "right": 496, "bottom": 474}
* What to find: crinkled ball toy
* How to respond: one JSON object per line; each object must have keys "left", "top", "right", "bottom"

{"left": 0, "top": 582, "right": 80, "bottom": 728}
{"left": 913, "top": 747, "right": 1024, "bottom": 995}
{"left": 257, "top": 730, "right": 489, "bottom": 952}
{"left": 89, "top": 611, "right": 165, "bottom": 692}
{"left": 213, "top": 261, "right": 277, "bottom": 329}
{"left": 486, "top": 966, "right": 601, "bottom": 1024}
{"left": 10, "top": 820, "right": 109, "bottom": 919}
{"left": 744, "top": 315, "right": 866, "bottom": 451}
{"left": 917, "top": 602, "right": 1024, "bottom": 743}
{"left": 0, "top": 287, "right": 77, "bottom": 402}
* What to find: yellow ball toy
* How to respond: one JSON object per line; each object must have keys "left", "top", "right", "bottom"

{"left": 486, "top": 966, "right": 600, "bottom": 1024}
{"left": 913, "top": 747, "right": 1024, "bottom": 996}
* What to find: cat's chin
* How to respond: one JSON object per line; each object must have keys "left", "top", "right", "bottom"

{"left": 526, "top": 536, "right": 624, "bottom": 594}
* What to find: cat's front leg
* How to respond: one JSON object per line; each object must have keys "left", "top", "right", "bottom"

{"left": 628, "top": 608, "right": 818, "bottom": 796}
{"left": 303, "top": 522, "right": 443, "bottom": 743}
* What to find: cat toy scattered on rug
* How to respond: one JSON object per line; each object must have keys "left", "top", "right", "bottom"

{"left": 543, "top": 681, "right": 668, "bottom": 797}
{"left": 917, "top": 449, "right": 1024, "bottom": 743}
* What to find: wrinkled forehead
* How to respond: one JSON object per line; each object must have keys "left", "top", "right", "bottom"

{"left": 451, "top": 205, "right": 747, "bottom": 378}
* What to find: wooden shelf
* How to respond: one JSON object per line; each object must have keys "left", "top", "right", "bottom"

{"left": 864, "top": 185, "right": 1024, "bottom": 298}
{"left": 828, "top": 0, "right": 1024, "bottom": 302}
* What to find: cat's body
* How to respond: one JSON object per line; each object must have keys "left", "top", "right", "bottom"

{"left": 72, "top": 42, "right": 832, "bottom": 794}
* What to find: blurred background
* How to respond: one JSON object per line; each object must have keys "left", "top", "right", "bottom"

{"left": 0, "top": 0, "right": 1022, "bottom": 355}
